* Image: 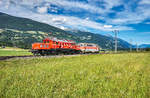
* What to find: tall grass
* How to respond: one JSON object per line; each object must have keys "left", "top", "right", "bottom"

{"left": 0, "top": 53, "right": 150, "bottom": 97}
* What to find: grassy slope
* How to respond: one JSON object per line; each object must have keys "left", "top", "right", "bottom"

{"left": 0, "top": 53, "right": 150, "bottom": 97}
{"left": 0, "top": 47, "right": 32, "bottom": 56}
{"left": 0, "top": 12, "right": 131, "bottom": 49}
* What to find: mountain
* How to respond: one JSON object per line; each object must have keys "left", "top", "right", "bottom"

{"left": 66, "top": 30, "right": 131, "bottom": 49}
{"left": 0, "top": 12, "right": 79, "bottom": 48}
{"left": 139, "top": 44, "right": 150, "bottom": 48}
{"left": 0, "top": 12, "right": 131, "bottom": 49}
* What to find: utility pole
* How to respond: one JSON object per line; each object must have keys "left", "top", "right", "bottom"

{"left": 112, "top": 30, "right": 119, "bottom": 53}
{"left": 130, "top": 39, "right": 132, "bottom": 52}
{"left": 136, "top": 43, "right": 138, "bottom": 52}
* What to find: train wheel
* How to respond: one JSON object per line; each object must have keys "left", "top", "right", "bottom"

{"left": 32, "top": 51, "right": 39, "bottom": 56}
{"left": 39, "top": 50, "right": 46, "bottom": 56}
{"left": 33, "top": 53, "right": 38, "bottom": 56}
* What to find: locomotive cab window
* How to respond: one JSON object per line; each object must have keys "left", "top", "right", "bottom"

{"left": 47, "top": 45, "right": 49, "bottom": 48}
{"left": 80, "top": 44, "right": 84, "bottom": 46}
{"left": 40, "top": 45, "right": 43, "bottom": 48}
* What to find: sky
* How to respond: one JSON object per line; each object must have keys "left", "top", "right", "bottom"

{"left": 0, "top": 0, "right": 150, "bottom": 45}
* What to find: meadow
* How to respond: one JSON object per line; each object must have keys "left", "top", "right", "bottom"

{"left": 0, "top": 47, "right": 32, "bottom": 56}
{"left": 0, "top": 53, "right": 150, "bottom": 97}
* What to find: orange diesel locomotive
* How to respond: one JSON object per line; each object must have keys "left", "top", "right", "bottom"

{"left": 31, "top": 37, "right": 100, "bottom": 55}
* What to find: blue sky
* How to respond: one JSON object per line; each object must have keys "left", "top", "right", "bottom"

{"left": 0, "top": 0, "right": 150, "bottom": 45}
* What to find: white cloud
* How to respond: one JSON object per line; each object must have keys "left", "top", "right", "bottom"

{"left": 106, "top": 2, "right": 150, "bottom": 25}
{"left": 51, "top": 9, "right": 58, "bottom": 13}
{"left": 103, "top": 0, "right": 122, "bottom": 9}
{"left": 139, "top": 0, "right": 150, "bottom": 5}
{"left": 47, "top": 15, "right": 133, "bottom": 31}
{"left": 0, "top": 1, "right": 2, "bottom": 5}
{"left": 5, "top": 0, "right": 10, "bottom": 9}
{"left": 2, "top": 0, "right": 122, "bottom": 14}
{"left": 104, "top": 25, "right": 112, "bottom": 28}
{"left": 52, "top": 17, "right": 67, "bottom": 25}
{"left": 0, "top": 5, "right": 134, "bottom": 32}
{"left": 59, "top": 26, "right": 67, "bottom": 30}
{"left": 0, "top": 0, "right": 135, "bottom": 32}
{"left": 87, "top": 0, "right": 122, "bottom": 10}
{"left": 37, "top": 6, "right": 48, "bottom": 13}
{"left": 145, "top": 22, "right": 150, "bottom": 24}
{"left": 46, "top": 0, "right": 105, "bottom": 13}
{"left": 85, "top": 17, "right": 89, "bottom": 20}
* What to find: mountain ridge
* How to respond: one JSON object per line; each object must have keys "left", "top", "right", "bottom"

{"left": 0, "top": 12, "right": 131, "bottom": 49}
{"left": 139, "top": 44, "right": 150, "bottom": 48}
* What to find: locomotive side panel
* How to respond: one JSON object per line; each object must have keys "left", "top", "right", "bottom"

{"left": 31, "top": 38, "right": 81, "bottom": 55}
{"left": 78, "top": 43, "right": 100, "bottom": 53}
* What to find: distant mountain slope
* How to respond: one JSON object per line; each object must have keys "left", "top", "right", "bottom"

{"left": 0, "top": 12, "right": 80, "bottom": 48}
{"left": 0, "top": 12, "right": 65, "bottom": 32}
{"left": 139, "top": 44, "right": 150, "bottom": 48}
{"left": 67, "top": 30, "right": 131, "bottom": 49}
{"left": 0, "top": 12, "right": 74, "bottom": 38}
{"left": 0, "top": 12, "right": 131, "bottom": 49}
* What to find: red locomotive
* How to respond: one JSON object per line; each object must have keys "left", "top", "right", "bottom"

{"left": 31, "top": 37, "right": 100, "bottom": 55}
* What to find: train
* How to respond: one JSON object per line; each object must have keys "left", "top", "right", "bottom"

{"left": 31, "top": 37, "right": 100, "bottom": 55}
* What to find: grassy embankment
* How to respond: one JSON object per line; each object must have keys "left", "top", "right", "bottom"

{"left": 0, "top": 47, "right": 32, "bottom": 56}
{"left": 0, "top": 53, "right": 150, "bottom": 97}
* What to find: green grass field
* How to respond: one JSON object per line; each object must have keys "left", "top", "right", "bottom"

{"left": 0, "top": 53, "right": 150, "bottom": 97}
{"left": 0, "top": 47, "right": 32, "bottom": 56}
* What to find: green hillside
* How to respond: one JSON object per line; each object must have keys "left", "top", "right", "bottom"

{"left": 0, "top": 12, "right": 79, "bottom": 48}
{"left": 0, "top": 12, "right": 131, "bottom": 49}
{"left": 67, "top": 30, "right": 131, "bottom": 49}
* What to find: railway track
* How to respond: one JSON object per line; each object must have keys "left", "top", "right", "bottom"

{"left": 0, "top": 53, "right": 110, "bottom": 61}
{"left": 0, "top": 55, "right": 34, "bottom": 61}
{"left": 0, "top": 54, "right": 83, "bottom": 61}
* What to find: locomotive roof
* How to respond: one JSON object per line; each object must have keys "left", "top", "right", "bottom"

{"left": 43, "top": 38, "right": 75, "bottom": 43}
{"left": 78, "top": 43, "right": 98, "bottom": 45}
{"left": 78, "top": 43, "right": 100, "bottom": 47}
